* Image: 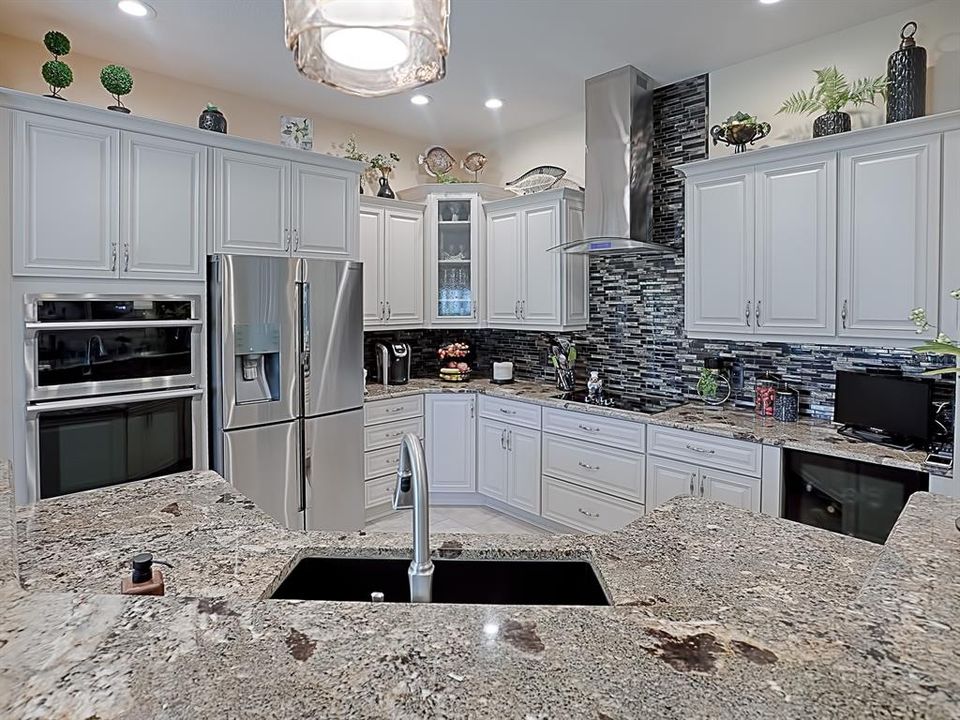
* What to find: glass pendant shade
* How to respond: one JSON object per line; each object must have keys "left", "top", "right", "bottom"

{"left": 284, "top": 0, "right": 450, "bottom": 97}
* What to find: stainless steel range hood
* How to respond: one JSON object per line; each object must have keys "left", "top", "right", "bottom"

{"left": 552, "top": 66, "right": 672, "bottom": 255}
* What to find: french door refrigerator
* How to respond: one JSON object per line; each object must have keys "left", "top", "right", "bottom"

{"left": 209, "top": 254, "right": 364, "bottom": 531}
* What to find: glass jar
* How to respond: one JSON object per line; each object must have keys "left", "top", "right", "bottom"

{"left": 774, "top": 386, "right": 800, "bottom": 422}
{"left": 754, "top": 373, "right": 780, "bottom": 417}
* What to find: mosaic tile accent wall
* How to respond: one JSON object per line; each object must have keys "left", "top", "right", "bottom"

{"left": 366, "top": 73, "right": 954, "bottom": 422}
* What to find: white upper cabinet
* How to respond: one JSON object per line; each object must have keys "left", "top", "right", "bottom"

{"left": 837, "top": 134, "right": 941, "bottom": 339}
{"left": 292, "top": 163, "right": 357, "bottom": 258}
{"left": 485, "top": 209, "right": 523, "bottom": 326}
{"left": 428, "top": 193, "right": 482, "bottom": 326}
{"left": 13, "top": 113, "right": 119, "bottom": 277}
{"left": 685, "top": 171, "right": 755, "bottom": 335}
{"left": 212, "top": 148, "right": 290, "bottom": 256}
{"left": 483, "top": 189, "right": 588, "bottom": 331}
{"left": 359, "top": 198, "right": 424, "bottom": 329}
{"left": 121, "top": 133, "right": 206, "bottom": 280}
{"left": 754, "top": 154, "right": 836, "bottom": 335}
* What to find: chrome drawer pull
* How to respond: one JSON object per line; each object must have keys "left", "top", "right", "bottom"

{"left": 685, "top": 444, "right": 715, "bottom": 455}
{"left": 577, "top": 461, "right": 599, "bottom": 471}
{"left": 384, "top": 431, "right": 404, "bottom": 438}
{"left": 499, "top": 408, "right": 517, "bottom": 415}
{"left": 384, "top": 406, "right": 406, "bottom": 413}
{"left": 577, "top": 424, "right": 600, "bottom": 433}
{"left": 578, "top": 507, "right": 600, "bottom": 518}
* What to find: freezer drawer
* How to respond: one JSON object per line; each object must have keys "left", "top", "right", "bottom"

{"left": 223, "top": 420, "right": 301, "bottom": 529}
{"left": 304, "top": 409, "right": 364, "bottom": 531}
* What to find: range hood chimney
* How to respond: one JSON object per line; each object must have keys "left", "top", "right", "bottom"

{"left": 553, "top": 66, "right": 671, "bottom": 255}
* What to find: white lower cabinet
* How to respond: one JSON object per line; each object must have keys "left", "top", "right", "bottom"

{"left": 425, "top": 394, "right": 476, "bottom": 493}
{"left": 477, "top": 417, "right": 542, "bottom": 515}
{"left": 645, "top": 456, "right": 699, "bottom": 510}
{"left": 541, "top": 476, "right": 644, "bottom": 534}
{"left": 363, "top": 396, "right": 425, "bottom": 520}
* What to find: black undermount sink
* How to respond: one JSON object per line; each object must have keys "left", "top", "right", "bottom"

{"left": 270, "top": 557, "right": 611, "bottom": 606}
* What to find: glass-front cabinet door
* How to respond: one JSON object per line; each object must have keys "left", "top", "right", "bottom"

{"left": 428, "top": 194, "right": 482, "bottom": 326}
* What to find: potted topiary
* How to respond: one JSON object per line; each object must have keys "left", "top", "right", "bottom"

{"left": 368, "top": 152, "right": 401, "bottom": 198}
{"left": 100, "top": 64, "right": 133, "bottom": 113}
{"left": 40, "top": 30, "right": 73, "bottom": 100}
{"left": 778, "top": 66, "right": 887, "bottom": 137}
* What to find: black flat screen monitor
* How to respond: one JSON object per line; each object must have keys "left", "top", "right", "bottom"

{"left": 833, "top": 371, "right": 934, "bottom": 443}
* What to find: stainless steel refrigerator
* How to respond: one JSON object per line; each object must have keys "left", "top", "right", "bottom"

{"left": 208, "top": 254, "right": 364, "bottom": 531}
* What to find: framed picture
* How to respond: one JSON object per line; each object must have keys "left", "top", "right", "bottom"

{"left": 280, "top": 115, "right": 313, "bottom": 150}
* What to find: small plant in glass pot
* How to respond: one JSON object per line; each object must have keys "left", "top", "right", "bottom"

{"left": 710, "top": 111, "right": 771, "bottom": 153}
{"left": 778, "top": 66, "right": 887, "bottom": 137}
{"left": 369, "top": 152, "right": 401, "bottom": 199}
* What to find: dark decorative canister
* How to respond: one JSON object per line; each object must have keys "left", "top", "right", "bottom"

{"left": 886, "top": 21, "right": 926, "bottom": 123}
{"left": 773, "top": 386, "right": 800, "bottom": 423}
{"left": 813, "top": 111, "right": 851, "bottom": 138}
{"left": 198, "top": 104, "right": 227, "bottom": 133}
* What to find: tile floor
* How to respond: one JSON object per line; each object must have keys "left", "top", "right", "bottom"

{"left": 365, "top": 505, "right": 549, "bottom": 535}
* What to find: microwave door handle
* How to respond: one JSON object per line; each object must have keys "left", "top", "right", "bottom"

{"left": 25, "top": 387, "right": 202, "bottom": 415}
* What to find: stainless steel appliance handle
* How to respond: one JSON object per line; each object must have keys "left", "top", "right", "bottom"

{"left": 745, "top": 300, "right": 751, "bottom": 326}
{"left": 301, "top": 282, "right": 311, "bottom": 414}
{"left": 755, "top": 300, "right": 762, "bottom": 327}
{"left": 25, "top": 319, "right": 203, "bottom": 331}
{"left": 26, "top": 387, "right": 202, "bottom": 415}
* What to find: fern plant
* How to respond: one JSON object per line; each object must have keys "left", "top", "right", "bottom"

{"left": 778, "top": 66, "right": 887, "bottom": 116}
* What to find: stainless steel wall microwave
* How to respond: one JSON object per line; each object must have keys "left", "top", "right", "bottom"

{"left": 23, "top": 294, "right": 205, "bottom": 500}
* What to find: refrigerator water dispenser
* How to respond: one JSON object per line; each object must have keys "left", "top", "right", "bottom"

{"left": 234, "top": 323, "right": 281, "bottom": 404}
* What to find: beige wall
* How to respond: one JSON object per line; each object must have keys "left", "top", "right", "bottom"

{"left": 709, "top": 0, "right": 960, "bottom": 156}
{"left": 481, "top": 112, "right": 585, "bottom": 188}
{"left": 0, "top": 32, "right": 437, "bottom": 190}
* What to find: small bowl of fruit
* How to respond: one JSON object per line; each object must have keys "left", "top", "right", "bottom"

{"left": 438, "top": 342, "right": 472, "bottom": 382}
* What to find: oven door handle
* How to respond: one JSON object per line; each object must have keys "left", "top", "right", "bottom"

{"left": 25, "top": 320, "right": 203, "bottom": 332}
{"left": 26, "top": 388, "right": 203, "bottom": 415}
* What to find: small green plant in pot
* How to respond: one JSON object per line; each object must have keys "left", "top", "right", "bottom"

{"left": 100, "top": 64, "right": 133, "bottom": 113}
{"left": 40, "top": 30, "right": 73, "bottom": 100}
{"left": 778, "top": 66, "right": 887, "bottom": 137}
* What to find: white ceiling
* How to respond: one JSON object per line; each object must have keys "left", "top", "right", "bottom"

{"left": 0, "top": 0, "right": 931, "bottom": 146}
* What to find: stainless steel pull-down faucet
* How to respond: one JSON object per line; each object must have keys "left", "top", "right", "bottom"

{"left": 392, "top": 433, "right": 433, "bottom": 602}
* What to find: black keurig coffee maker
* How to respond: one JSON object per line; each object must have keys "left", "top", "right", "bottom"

{"left": 375, "top": 342, "right": 411, "bottom": 386}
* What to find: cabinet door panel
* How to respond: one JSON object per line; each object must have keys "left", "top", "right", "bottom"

{"left": 522, "top": 204, "right": 561, "bottom": 324}
{"left": 755, "top": 155, "right": 835, "bottom": 335}
{"left": 477, "top": 419, "right": 509, "bottom": 502}
{"left": 122, "top": 133, "right": 206, "bottom": 280}
{"left": 293, "top": 164, "right": 357, "bottom": 259}
{"left": 486, "top": 210, "right": 523, "bottom": 325}
{"left": 214, "top": 149, "right": 288, "bottom": 255}
{"left": 645, "top": 456, "right": 698, "bottom": 510}
{"left": 425, "top": 395, "right": 476, "bottom": 493}
{"left": 563, "top": 203, "right": 589, "bottom": 326}
{"left": 383, "top": 209, "right": 424, "bottom": 324}
{"left": 14, "top": 113, "right": 119, "bottom": 277}
{"left": 685, "top": 173, "right": 755, "bottom": 334}
{"left": 701, "top": 467, "right": 759, "bottom": 512}
{"left": 838, "top": 135, "right": 940, "bottom": 339}
{"left": 359, "top": 207, "right": 384, "bottom": 327}
{"left": 508, "top": 425, "right": 541, "bottom": 515}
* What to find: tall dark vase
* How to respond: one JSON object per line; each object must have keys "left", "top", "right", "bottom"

{"left": 377, "top": 175, "right": 395, "bottom": 199}
{"left": 886, "top": 21, "right": 926, "bottom": 123}
{"left": 813, "top": 111, "right": 851, "bottom": 138}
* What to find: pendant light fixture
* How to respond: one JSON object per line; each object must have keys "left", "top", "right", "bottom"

{"left": 283, "top": 0, "right": 450, "bottom": 98}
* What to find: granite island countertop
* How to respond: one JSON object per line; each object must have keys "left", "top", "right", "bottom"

{"left": 3, "top": 468, "right": 960, "bottom": 718}
{"left": 365, "top": 378, "right": 942, "bottom": 474}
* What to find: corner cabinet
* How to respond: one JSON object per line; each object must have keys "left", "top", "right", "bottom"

{"left": 212, "top": 149, "right": 358, "bottom": 260}
{"left": 483, "top": 189, "right": 589, "bottom": 331}
{"left": 679, "top": 111, "right": 959, "bottom": 346}
{"left": 359, "top": 197, "right": 425, "bottom": 329}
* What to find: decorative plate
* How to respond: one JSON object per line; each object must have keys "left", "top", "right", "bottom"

{"left": 418, "top": 146, "right": 457, "bottom": 178}
{"left": 505, "top": 165, "right": 566, "bottom": 194}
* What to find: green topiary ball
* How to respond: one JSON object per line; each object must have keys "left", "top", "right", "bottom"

{"left": 41, "top": 59, "right": 73, "bottom": 89}
{"left": 100, "top": 65, "right": 133, "bottom": 96}
{"left": 43, "top": 31, "right": 71, "bottom": 57}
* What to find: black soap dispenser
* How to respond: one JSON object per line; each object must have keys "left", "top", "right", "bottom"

{"left": 121, "top": 553, "right": 171, "bottom": 596}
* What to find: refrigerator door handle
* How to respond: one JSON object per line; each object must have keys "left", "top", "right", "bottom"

{"left": 300, "top": 438, "right": 309, "bottom": 513}
{"left": 300, "top": 281, "right": 312, "bottom": 415}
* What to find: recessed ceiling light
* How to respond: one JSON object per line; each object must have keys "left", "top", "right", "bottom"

{"left": 410, "top": 94, "right": 431, "bottom": 105}
{"left": 758, "top": 0, "right": 782, "bottom": 4}
{"left": 117, "top": 0, "right": 156, "bottom": 17}
{"left": 484, "top": 98, "right": 503, "bottom": 110}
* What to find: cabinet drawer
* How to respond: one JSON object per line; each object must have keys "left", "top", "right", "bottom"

{"left": 364, "top": 417, "right": 424, "bottom": 451}
{"left": 542, "top": 407, "right": 645, "bottom": 451}
{"left": 542, "top": 476, "right": 644, "bottom": 533}
{"left": 364, "top": 445, "right": 401, "bottom": 480}
{"left": 479, "top": 395, "right": 541, "bottom": 429}
{"left": 365, "top": 474, "right": 398, "bottom": 509}
{"left": 364, "top": 395, "right": 424, "bottom": 426}
{"left": 542, "top": 434, "right": 645, "bottom": 503}
{"left": 647, "top": 425, "right": 761, "bottom": 478}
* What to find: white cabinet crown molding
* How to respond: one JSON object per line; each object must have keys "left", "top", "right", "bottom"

{"left": 482, "top": 187, "right": 584, "bottom": 211}
{"left": 360, "top": 195, "right": 425, "bottom": 212}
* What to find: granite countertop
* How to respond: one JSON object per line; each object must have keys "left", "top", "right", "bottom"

{"left": 3, "top": 469, "right": 960, "bottom": 717}
{"left": 365, "top": 378, "right": 940, "bottom": 474}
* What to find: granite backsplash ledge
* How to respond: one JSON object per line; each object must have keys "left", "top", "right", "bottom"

{"left": 368, "top": 72, "right": 954, "bottom": 421}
